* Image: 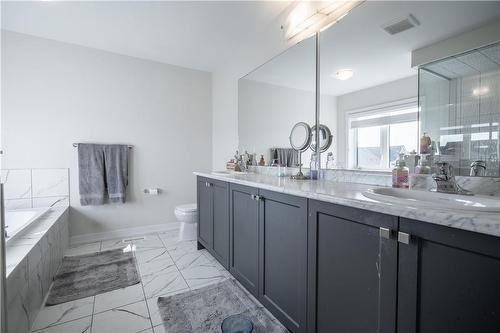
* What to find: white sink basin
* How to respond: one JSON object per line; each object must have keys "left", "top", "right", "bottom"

{"left": 363, "top": 187, "right": 500, "bottom": 212}
{"left": 211, "top": 170, "right": 248, "bottom": 176}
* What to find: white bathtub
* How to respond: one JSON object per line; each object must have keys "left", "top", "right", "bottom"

{"left": 5, "top": 208, "right": 50, "bottom": 242}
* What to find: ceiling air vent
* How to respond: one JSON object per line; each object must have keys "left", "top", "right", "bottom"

{"left": 382, "top": 14, "right": 420, "bottom": 35}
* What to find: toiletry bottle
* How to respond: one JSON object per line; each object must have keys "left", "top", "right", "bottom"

{"left": 392, "top": 153, "right": 409, "bottom": 188}
{"left": 310, "top": 154, "right": 319, "bottom": 180}
{"left": 258, "top": 155, "right": 266, "bottom": 166}
{"left": 326, "top": 152, "right": 335, "bottom": 169}
{"left": 404, "top": 150, "right": 419, "bottom": 174}
{"left": 415, "top": 155, "right": 432, "bottom": 175}
{"left": 420, "top": 132, "right": 431, "bottom": 155}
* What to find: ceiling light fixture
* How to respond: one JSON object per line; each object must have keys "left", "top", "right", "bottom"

{"left": 284, "top": 1, "right": 364, "bottom": 43}
{"left": 473, "top": 86, "right": 490, "bottom": 96}
{"left": 335, "top": 69, "right": 354, "bottom": 80}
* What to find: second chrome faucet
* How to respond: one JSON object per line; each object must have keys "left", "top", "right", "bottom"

{"left": 432, "top": 162, "right": 473, "bottom": 196}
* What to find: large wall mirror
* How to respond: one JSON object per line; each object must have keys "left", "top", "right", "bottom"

{"left": 238, "top": 35, "right": 316, "bottom": 168}
{"left": 238, "top": 1, "right": 500, "bottom": 175}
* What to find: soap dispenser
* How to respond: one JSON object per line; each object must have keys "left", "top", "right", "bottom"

{"left": 415, "top": 155, "right": 432, "bottom": 175}
{"left": 392, "top": 153, "right": 409, "bottom": 188}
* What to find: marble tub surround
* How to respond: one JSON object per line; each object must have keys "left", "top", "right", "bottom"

{"left": 6, "top": 207, "right": 70, "bottom": 333}
{"left": 195, "top": 171, "right": 500, "bottom": 238}
{"left": 1, "top": 168, "right": 70, "bottom": 210}
{"left": 29, "top": 228, "right": 240, "bottom": 333}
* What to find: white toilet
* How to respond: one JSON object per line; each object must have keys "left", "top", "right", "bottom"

{"left": 175, "top": 203, "right": 198, "bottom": 241}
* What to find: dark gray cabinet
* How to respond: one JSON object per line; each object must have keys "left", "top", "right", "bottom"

{"left": 229, "top": 183, "right": 260, "bottom": 296}
{"left": 199, "top": 177, "right": 500, "bottom": 333}
{"left": 212, "top": 181, "right": 230, "bottom": 267}
{"left": 229, "top": 185, "right": 308, "bottom": 333}
{"left": 196, "top": 176, "right": 229, "bottom": 268}
{"left": 308, "top": 200, "right": 399, "bottom": 333}
{"left": 398, "top": 218, "right": 500, "bottom": 333}
{"left": 259, "top": 189, "right": 308, "bottom": 333}
{"left": 197, "top": 177, "right": 213, "bottom": 248}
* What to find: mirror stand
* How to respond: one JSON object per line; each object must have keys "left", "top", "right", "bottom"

{"left": 291, "top": 151, "right": 310, "bottom": 180}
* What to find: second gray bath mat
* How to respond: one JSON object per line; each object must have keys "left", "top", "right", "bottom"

{"left": 46, "top": 249, "right": 140, "bottom": 305}
{"left": 157, "top": 279, "right": 289, "bottom": 333}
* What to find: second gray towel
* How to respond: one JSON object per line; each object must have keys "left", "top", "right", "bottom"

{"left": 104, "top": 145, "right": 129, "bottom": 204}
{"left": 78, "top": 144, "right": 129, "bottom": 206}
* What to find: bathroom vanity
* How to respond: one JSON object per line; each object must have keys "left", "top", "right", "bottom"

{"left": 195, "top": 172, "right": 500, "bottom": 333}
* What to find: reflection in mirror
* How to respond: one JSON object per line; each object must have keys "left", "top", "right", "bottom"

{"left": 319, "top": 1, "right": 500, "bottom": 172}
{"left": 310, "top": 124, "right": 333, "bottom": 153}
{"left": 238, "top": 35, "right": 316, "bottom": 168}
{"left": 420, "top": 41, "right": 500, "bottom": 177}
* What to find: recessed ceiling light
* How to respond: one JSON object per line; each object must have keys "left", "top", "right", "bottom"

{"left": 335, "top": 69, "right": 354, "bottom": 80}
{"left": 473, "top": 86, "right": 489, "bottom": 96}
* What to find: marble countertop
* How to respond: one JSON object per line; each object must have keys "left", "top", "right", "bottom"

{"left": 194, "top": 172, "right": 500, "bottom": 238}
{"left": 6, "top": 206, "right": 68, "bottom": 276}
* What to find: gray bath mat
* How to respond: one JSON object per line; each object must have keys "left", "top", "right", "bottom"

{"left": 46, "top": 249, "right": 140, "bottom": 305}
{"left": 157, "top": 279, "right": 289, "bottom": 333}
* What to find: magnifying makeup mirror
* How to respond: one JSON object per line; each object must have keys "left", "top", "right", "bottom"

{"left": 310, "top": 124, "right": 333, "bottom": 153}
{"left": 289, "top": 122, "right": 312, "bottom": 179}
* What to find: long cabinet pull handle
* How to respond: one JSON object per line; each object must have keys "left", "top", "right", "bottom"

{"left": 379, "top": 227, "right": 392, "bottom": 239}
{"left": 398, "top": 231, "right": 411, "bottom": 244}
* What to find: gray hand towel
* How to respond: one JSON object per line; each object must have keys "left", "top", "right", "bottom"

{"left": 104, "top": 145, "right": 129, "bottom": 203}
{"left": 78, "top": 144, "right": 106, "bottom": 206}
{"left": 273, "top": 148, "right": 298, "bottom": 167}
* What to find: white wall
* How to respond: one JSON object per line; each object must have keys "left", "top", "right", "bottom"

{"left": 336, "top": 75, "right": 418, "bottom": 166}
{"left": 1, "top": 31, "right": 213, "bottom": 236}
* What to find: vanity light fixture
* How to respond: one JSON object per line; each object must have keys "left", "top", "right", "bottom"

{"left": 284, "top": 1, "right": 364, "bottom": 43}
{"left": 472, "top": 86, "right": 490, "bottom": 96}
{"left": 335, "top": 69, "right": 354, "bottom": 80}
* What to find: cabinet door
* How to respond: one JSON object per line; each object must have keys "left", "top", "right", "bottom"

{"left": 398, "top": 218, "right": 500, "bottom": 333}
{"left": 211, "top": 179, "right": 230, "bottom": 269}
{"left": 259, "top": 190, "right": 307, "bottom": 333}
{"left": 197, "top": 177, "right": 213, "bottom": 249}
{"left": 308, "top": 200, "right": 398, "bottom": 333}
{"left": 229, "top": 183, "right": 260, "bottom": 297}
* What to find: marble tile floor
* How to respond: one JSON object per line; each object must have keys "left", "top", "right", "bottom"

{"left": 29, "top": 229, "right": 232, "bottom": 333}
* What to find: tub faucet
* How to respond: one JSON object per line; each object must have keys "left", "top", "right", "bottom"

{"left": 432, "top": 162, "right": 472, "bottom": 195}
{"left": 470, "top": 160, "right": 486, "bottom": 177}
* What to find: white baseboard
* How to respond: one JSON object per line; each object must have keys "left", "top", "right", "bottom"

{"left": 70, "top": 222, "right": 181, "bottom": 245}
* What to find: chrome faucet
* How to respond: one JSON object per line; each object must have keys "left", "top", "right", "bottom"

{"left": 432, "top": 162, "right": 472, "bottom": 195}
{"left": 470, "top": 160, "right": 486, "bottom": 177}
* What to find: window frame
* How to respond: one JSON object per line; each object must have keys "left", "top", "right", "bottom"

{"left": 347, "top": 97, "right": 418, "bottom": 170}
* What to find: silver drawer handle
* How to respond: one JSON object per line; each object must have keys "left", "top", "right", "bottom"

{"left": 379, "top": 227, "right": 393, "bottom": 240}
{"left": 398, "top": 232, "right": 411, "bottom": 244}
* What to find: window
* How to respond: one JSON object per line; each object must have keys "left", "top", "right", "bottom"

{"left": 348, "top": 100, "right": 419, "bottom": 170}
